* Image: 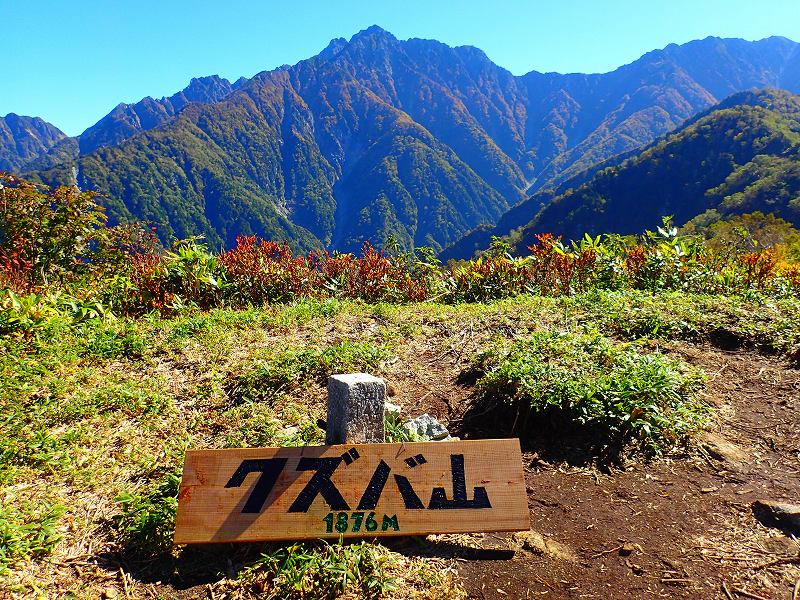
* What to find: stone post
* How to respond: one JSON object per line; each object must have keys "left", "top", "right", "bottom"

{"left": 326, "top": 373, "right": 386, "bottom": 445}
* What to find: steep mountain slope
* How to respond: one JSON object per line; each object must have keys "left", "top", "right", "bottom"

{"left": 21, "top": 28, "right": 800, "bottom": 252}
{"left": 0, "top": 114, "right": 67, "bottom": 172}
{"left": 71, "top": 63, "right": 512, "bottom": 251}
{"left": 490, "top": 89, "right": 800, "bottom": 254}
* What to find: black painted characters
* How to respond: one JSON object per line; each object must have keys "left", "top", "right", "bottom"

{"left": 223, "top": 449, "right": 493, "bottom": 530}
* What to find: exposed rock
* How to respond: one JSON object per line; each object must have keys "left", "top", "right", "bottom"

{"left": 404, "top": 413, "right": 457, "bottom": 441}
{"left": 280, "top": 425, "right": 300, "bottom": 437}
{"left": 699, "top": 432, "right": 748, "bottom": 464}
{"left": 513, "top": 530, "right": 578, "bottom": 563}
{"left": 384, "top": 401, "right": 402, "bottom": 417}
{"left": 619, "top": 543, "right": 636, "bottom": 556}
{"left": 752, "top": 500, "right": 800, "bottom": 535}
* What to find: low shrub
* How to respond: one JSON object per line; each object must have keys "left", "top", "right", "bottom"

{"left": 472, "top": 332, "right": 708, "bottom": 455}
{"left": 127, "top": 238, "right": 226, "bottom": 313}
{"left": 4, "top": 175, "right": 800, "bottom": 313}
{"left": 0, "top": 289, "right": 59, "bottom": 337}
{"left": 219, "top": 236, "right": 436, "bottom": 306}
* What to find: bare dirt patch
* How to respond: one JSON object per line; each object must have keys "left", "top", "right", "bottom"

{"left": 445, "top": 344, "right": 800, "bottom": 599}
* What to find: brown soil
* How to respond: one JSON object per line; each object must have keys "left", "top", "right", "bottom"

{"left": 390, "top": 343, "right": 800, "bottom": 600}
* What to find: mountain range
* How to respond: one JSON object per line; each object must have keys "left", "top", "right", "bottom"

{"left": 442, "top": 88, "right": 800, "bottom": 258}
{"left": 4, "top": 27, "right": 800, "bottom": 253}
{"left": 0, "top": 114, "right": 68, "bottom": 172}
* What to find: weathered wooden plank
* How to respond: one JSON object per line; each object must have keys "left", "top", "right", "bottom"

{"left": 173, "top": 439, "right": 528, "bottom": 544}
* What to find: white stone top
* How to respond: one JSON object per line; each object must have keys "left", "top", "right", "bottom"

{"left": 326, "top": 373, "right": 386, "bottom": 445}
{"left": 329, "top": 373, "right": 385, "bottom": 385}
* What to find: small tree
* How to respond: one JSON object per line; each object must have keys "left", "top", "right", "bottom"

{"left": 0, "top": 173, "right": 106, "bottom": 287}
{"left": 699, "top": 212, "right": 800, "bottom": 260}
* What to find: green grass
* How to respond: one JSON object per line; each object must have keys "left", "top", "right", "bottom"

{"left": 0, "top": 497, "right": 64, "bottom": 574}
{"left": 473, "top": 331, "right": 709, "bottom": 454}
{"left": 81, "top": 320, "right": 149, "bottom": 359}
{"left": 240, "top": 541, "right": 398, "bottom": 600}
{"left": 2, "top": 289, "right": 799, "bottom": 594}
{"left": 567, "top": 289, "right": 800, "bottom": 356}
{"left": 235, "top": 341, "right": 392, "bottom": 402}
{"left": 0, "top": 314, "right": 173, "bottom": 571}
{"left": 163, "top": 299, "right": 350, "bottom": 343}
{"left": 114, "top": 472, "right": 181, "bottom": 554}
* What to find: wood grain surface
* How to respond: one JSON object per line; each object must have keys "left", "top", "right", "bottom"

{"left": 174, "top": 439, "right": 529, "bottom": 544}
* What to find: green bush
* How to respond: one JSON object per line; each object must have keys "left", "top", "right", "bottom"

{"left": 473, "top": 332, "right": 708, "bottom": 454}
{"left": 126, "top": 238, "right": 227, "bottom": 313}
{"left": 0, "top": 174, "right": 106, "bottom": 287}
{"left": 0, "top": 290, "right": 59, "bottom": 337}
{"left": 1, "top": 288, "right": 121, "bottom": 340}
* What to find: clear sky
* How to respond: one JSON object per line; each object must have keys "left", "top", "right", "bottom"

{"left": 3, "top": 0, "right": 800, "bottom": 136}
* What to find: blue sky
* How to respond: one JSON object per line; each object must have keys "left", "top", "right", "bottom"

{"left": 3, "top": 0, "right": 799, "bottom": 136}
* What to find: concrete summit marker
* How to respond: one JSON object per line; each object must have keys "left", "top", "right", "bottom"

{"left": 173, "top": 439, "right": 528, "bottom": 544}
{"left": 326, "top": 373, "right": 385, "bottom": 445}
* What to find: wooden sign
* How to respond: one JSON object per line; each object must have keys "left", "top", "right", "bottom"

{"left": 173, "top": 439, "right": 528, "bottom": 544}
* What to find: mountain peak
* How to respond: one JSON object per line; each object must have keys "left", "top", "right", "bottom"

{"left": 187, "top": 75, "right": 226, "bottom": 87}
{"left": 2, "top": 112, "right": 51, "bottom": 125}
{"left": 77, "top": 76, "right": 237, "bottom": 154}
{"left": 713, "top": 87, "right": 797, "bottom": 112}
{"left": 349, "top": 25, "right": 396, "bottom": 44}
{"left": 454, "top": 44, "right": 493, "bottom": 66}
{"left": 179, "top": 75, "right": 233, "bottom": 103}
{"left": 8, "top": 31, "right": 800, "bottom": 256}
{"left": 320, "top": 36, "right": 348, "bottom": 59}
{"left": 0, "top": 113, "right": 67, "bottom": 172}
{"left": 498, "top": 88, "right": 800, "bottom": 251}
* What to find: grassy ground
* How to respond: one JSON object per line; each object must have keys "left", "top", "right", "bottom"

{"left": 2, "top": 290, "right": 799, "bottom": 598}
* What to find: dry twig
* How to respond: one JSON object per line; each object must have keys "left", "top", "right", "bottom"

{"left": 752, "top": 554, "right": 800, "bottom": 570}
{"left": 120, "top": 567, "right": 131, "bottom": 599}
{"left": 722, "top": 581, "right": 734, "bottom": 600}
{"left": 733, "top": 587, "right": 771, "bottom": 600}
{"left": 590, "top": 544, "right": 624, "bottom": 558}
